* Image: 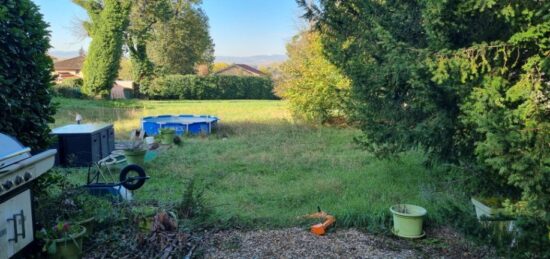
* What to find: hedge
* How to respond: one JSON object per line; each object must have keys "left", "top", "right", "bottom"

{"left": 53, "top": 78, "right": 85, "bottom": 99}
{"left": 0, "top": 0, "right": 56, "bottom": 150}
{"left": 145, "top": 75, "right": 276, "bottom": 100}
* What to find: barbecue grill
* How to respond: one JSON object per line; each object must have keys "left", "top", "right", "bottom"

{"left": 0, "top": 133, "right": 56, "bottom": 259}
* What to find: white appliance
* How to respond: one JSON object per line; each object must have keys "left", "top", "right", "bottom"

{"left": 0, "top": 133, "right": 56, "bottom": 259}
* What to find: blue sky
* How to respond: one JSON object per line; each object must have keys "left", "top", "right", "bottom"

{"left": 32, "top": 0, "right": 302, "bottom": 57}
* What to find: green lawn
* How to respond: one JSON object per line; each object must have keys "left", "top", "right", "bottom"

{"left": 53, "top": 97, "right": 470, "bottom": 230}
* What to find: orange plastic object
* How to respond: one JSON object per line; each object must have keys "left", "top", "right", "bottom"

{"left": 302, "top": 207, "right": 336, "bottom": 236}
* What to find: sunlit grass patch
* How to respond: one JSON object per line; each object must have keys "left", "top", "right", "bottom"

{"left": 53, "top": 98, "right": 470, "bottom": 231}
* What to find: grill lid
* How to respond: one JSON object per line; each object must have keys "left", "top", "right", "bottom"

{"left": 0, "top": 133, "right": 31, "bottom": 169}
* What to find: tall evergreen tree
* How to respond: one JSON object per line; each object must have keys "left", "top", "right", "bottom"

{"left": 299, "top": 1, "right": 550, "bottom": 252}
{"left": 0, "top": 0, "right": 56, "bottom": 149}
{"left": 74, "top": 0, "right": 131, "bottom": 97}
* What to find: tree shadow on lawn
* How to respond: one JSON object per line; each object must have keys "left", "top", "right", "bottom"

{"left": 134, "top": 120, "right": 467, "bottom": 232}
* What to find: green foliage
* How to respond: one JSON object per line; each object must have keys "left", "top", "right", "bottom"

{"left": 117, "top": 58, "right": 133, "bottom": 80}
{"left": 300, "top": 0, "right": 550, "bottom": 254}
{"left": 147, "top": 75, "right": 276, "bottom": 100}
{"left": 59, "top": 78, "right": 83, "bottom": 88}
{"left": 74, "top": 0, "right": 131, "bottom": 97}
{"left": 53, "top": 78, "right": 84, "bottom": 99}
{"left": 53, "top": 85, "right": 84, "bottom": 99}
{"left": 0, "top": 0, "right": 56, "bottom": 150}
{"left": 147, "top": 1, "right": 214, "bottom": 75}
{"left": 125, "top": 0, "right": 171, "bottom": 86}
{"left": 277, "top": 31, "right": 350, "bottom": 123}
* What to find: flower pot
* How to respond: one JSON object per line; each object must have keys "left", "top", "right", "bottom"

{"left": 123, "top": 149, "right": 146, "bottom": 166}
{"left": 160, "top": 132, "right": 175, "bottom": 145}
{"left": 390, "top": 204, "right": 427, "bottom": 238}
{"left": 46, "top": 225, "right": 86, "bottom": 259}
{"left": 145, "top": 136, "right": 156, "bottom": 145}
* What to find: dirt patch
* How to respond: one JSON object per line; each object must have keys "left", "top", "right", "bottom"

{"left": 201, "top": 227, "right": 495, "bottom": 259}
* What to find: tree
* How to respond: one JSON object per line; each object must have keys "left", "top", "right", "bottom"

{"left": 74, "top": 0, "right": 131, "bottom": 97}
{"left": 0, "top": 0, "right": 56, "bottom": 149}
{"left": 300, "top": 1, "right": 550, "bottom": 252}
{"left": 147, "top": 0, "right": 214, "bottom": 75}
{"left": 118, "top": 57, "right": 133, "bottom": 80}
{"left": 124, "top": 0, "right": 171, "bottom": 86}
{"left": 277, "top": 31, "right": 350, "bottom": 123}
{"left": 212, "top": 62, "right": 231, "bottom": 72}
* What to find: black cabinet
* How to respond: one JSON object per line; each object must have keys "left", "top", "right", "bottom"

{"left": 51, "top": 124, "right": 115, "bottom": 166}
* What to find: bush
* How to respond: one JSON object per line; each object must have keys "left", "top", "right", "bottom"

{"left": 277, "top": 31, "right": 350, "bottom": 123}
{"left": 146, "top": 75, "right": 276, "bottom": 100}
{"left": 59, "top": 77, "right": 83, "bottom": 88}
{"left": 53, "top": 78, "right": 84, "bottom": 99}
{"left": 53, "top": 85, "right": 84, "bottom": 99}
{"left": 0, "top": 0, "right": 56, "bottom": 150}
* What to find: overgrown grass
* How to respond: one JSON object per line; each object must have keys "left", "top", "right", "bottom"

{"left": 53, "top": 97, "right": 472, "bottom": 231}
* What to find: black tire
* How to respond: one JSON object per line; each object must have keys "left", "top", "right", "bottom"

{"left": 119, "top": 164, "right": 147, "bottom": 191}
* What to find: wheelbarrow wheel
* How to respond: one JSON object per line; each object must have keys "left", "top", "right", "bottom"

{"left": 120, "top": 164, "right": 146, "bottom": 191}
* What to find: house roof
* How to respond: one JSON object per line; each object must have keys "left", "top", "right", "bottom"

{"left": 214, "top": 64, "right": 266, "bottom": 76}
{"left": 54, "top": 55, "right": 85, "bottom": 71}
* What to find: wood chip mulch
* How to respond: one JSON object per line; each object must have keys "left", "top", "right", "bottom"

{"left": 201, "top": 227, "right": 496, "bottom": 259}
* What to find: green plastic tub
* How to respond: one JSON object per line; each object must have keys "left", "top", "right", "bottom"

{"left": 390, "top": 204, "right": 427, "bottom": 238}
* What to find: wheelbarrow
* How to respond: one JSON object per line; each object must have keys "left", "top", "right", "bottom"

{"left": 83, "top": 153, "right": 150, "bottom": 200}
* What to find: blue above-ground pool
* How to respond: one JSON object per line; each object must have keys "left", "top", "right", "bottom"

{"left": 142, "top": 115, "right": 219, "bottom": 136}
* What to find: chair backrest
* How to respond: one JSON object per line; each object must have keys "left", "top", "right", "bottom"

{"left": 143, "top": 122, "right": 161, "bottom": 135}
{"left": 142, "top": 116, "right": 154, "bottom": 120}
{"left": 162, "top": 122, "right": 186, "bottom": 135}
{"left": 157, "top": 115, "right": 173, "bottom": 118}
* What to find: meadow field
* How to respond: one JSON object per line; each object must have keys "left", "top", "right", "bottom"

{"left": 53, "top": 97, "right": 470, "bottom": 230}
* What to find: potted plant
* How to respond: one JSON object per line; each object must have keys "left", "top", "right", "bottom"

{"left": 132, "top": 205, "right": 158, "bottom": 233}
{"left": 390, "top": 204, "right": 427, "bottom": 238}
{"left": 123, "top": 129, "right": 147, "bottom": 166}
{"left": 37, "top": 222, "right": 87, "bottom": 259}
{"left": 159, "top": 128, "right": 176, "bottom": 145}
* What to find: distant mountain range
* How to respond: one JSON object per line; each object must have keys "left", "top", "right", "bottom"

{"left": 49, "top": 50, "right": 287, "bottom": 66}
{"left": 49, "top": 50, "right": 80, "bottom": 59}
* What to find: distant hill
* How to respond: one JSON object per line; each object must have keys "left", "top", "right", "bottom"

{"left": 49, "top": 51, "right": 287, "bottom": 66}
{"left": 215, "top": 55, "right": 287, "bottom": 66}
{"left": 49, "top": 50, "right": 80, "bottom": 60}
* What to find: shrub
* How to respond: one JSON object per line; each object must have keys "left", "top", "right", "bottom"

{"left": 53, "top": 84, "right": 84, "bottom": 99}
{"left": 277, "top": 31, "right": 350, "bottom": 123}
{"left": 59, "top": 77, "right": 83, "bottom": 88}
{"left": 53, "top": 78, "right": 84, "bottom": 99}
{"left": 0, "top": 0, "right": 56, "bottom": 150}
{"left": 146, "top": 75, "right": 276, "bottom": 100}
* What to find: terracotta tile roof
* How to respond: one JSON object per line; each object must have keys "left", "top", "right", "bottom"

{"left": 214, "top": 64, "right": 266, "bottom": 76}
{"left": 54, "top": 55, "right": 85, "bottom": 71}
